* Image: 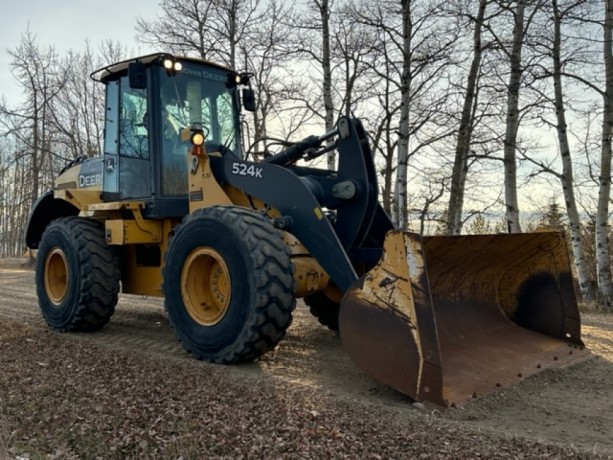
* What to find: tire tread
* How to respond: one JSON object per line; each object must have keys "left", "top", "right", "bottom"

{"left": 37, "top": 217, "right": 120, "bottom": 332}
{"left": 165, "top": 206, "right": 296, "bottom": 363}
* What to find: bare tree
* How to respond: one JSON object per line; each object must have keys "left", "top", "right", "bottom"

{"left": 551, "top": 0, "right": 595, "bottom": 301}
{"left": 210, "top": 0, "right": 265, "bottom": 69}
{"left": 50, "top": 44, "right": 107, "bottom": 159}
{"left": 0, "top": 137, "right": 26, "bottom": 257}
{"left": 0, "top": 140, "right": 33, "bottom": 257}
{"left": 319, "top": 0, "right": 335, "bottom": 168}
{"left": 595, "top": 0, "right": 613, "bottom": 306}
{"left": 137, "top": 0, "right": 264, "bottom": 69}
{"left": 0, "top": 32, "right": 72, "bottom": 258}
{"left": 446, "top": 0, "right": 489, "bottom": 235}
{"left": 502, "top": 0, "right": 530, "bottom": 233}
{"left": 472, "top": 0, "right": 549, "bottom": 233}
{"left": 350, "top": 0, "right": 457, "bottom": 229}
{"left": 136, "top": 0, "right": 217, "bottom": 60}
{"left": 283, "top": 0, "right": 338, "bottom": 168}
{"left": 513, "top": 0, "right": 597, "bottom": 300}
{"left": 239, "top": 0, "right": 295, "bottom": 154}
{"left": 0, "top": 31, "right": 69, "bottom": 208}
{"left": 395, "top": 0, "right": 418, "bottom": 230}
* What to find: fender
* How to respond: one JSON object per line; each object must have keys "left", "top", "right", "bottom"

{"left": 25, "top": 191, "right": 79, "bottom": 249}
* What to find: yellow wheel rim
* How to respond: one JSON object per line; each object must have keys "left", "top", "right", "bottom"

{"left": 181, "top": 247, "right": 231, "bottom": 326}
{"left": 44, "top": 248, "right": 69, "bottom": 306}
{"left": 323, "top": 283, "right": 343, "bottom": 304}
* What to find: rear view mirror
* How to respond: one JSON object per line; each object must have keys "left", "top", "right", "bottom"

{"left": 128, "top": 62, "right": 147, "bottom": 89}
{"left": 242, "top": 88, "right": 256, "bottom": 112}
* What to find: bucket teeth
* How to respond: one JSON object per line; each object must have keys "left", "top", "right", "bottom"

{"left": 339, "top": 230, "right": 590, "bottom": 407}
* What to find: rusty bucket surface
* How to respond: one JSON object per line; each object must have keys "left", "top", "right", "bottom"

{"left": 339, "top": 230, "right": 591, "bottom": 407}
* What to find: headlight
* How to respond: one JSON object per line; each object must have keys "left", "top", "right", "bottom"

{"left": 162, "top": 56, "right": 183, "bottom": 74}
{"left": 191, "top": 132, "right": 205, "bottom": 146}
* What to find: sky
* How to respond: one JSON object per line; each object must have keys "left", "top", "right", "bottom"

{"left": 0, "top": 0, "right": 158, "bottom": 105}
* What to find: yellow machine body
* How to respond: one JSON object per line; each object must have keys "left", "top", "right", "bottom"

{"left": 50, "top": 150, "right": 329, "bottom": 300}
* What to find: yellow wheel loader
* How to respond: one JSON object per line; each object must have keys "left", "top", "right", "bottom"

{"left": 25, "top": 53, "right": 589, "bottom": 407}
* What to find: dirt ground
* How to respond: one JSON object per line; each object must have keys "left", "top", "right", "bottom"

{"left": 1, "top": 265, "right": 612, "bottom": 458}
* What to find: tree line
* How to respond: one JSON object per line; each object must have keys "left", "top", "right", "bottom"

{"left": 1, "top": 0, "right": 613, "bottom": 309}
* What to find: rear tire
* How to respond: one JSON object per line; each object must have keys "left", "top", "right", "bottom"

{"left": 304, "top": 292, "right": 340, "bottom": 332}
{"left": 36, "top": 217, "right": 120, "bottom": 332}
{"left": 163, "top": 206, "right": 296, "bottom": 363}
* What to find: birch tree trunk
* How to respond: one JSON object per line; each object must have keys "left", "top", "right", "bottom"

{"left": 446, "top": 0, "right": 487, "bottom": 235}
{"left": 596, "top": 0, "right": 613, "bottom": 307}
{"left": 316, "top": 0, "right": 336, "bottom": 170}
{"left": 503, "top": 0, "right": 526, "bottom": 234}
{"left": 551, "top": 0, "right": 595, "bottom": 301}
{"left": 393, "top": 0, "right": 413, "bottom": 230}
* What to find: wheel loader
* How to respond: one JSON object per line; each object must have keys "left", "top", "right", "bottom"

{"left": 25, "top": 53, "right": 590, "bottom": 407}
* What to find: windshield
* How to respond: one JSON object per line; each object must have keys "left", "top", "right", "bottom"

{"left": 160, "top": 64, "right": 240, "bottom": 150}
{"left": 159, "top": 62, "right": 241, "bottom": 195}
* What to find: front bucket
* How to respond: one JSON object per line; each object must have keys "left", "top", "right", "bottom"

{"left": 339, "top": 230, "right": 590, "bottom": 407}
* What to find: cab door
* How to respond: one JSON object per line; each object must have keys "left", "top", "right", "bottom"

{"left": 103, "top": 75, "right": 152, "bottom": 201}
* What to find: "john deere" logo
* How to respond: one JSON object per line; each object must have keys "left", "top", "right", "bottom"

{"left": 79, "top": 173, "right": 102, "bottom": 188}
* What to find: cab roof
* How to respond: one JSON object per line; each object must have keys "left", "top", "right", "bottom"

{"left": 91, "top": 53, "right": 236, "bottom": 83}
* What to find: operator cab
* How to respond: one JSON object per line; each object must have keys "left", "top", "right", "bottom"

{"left": 93, "top": 53, "right": 253, "bottom": 218}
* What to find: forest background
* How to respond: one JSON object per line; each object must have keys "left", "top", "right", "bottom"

{"left": 2, "top": 0, "right": 613, "bottom": 308}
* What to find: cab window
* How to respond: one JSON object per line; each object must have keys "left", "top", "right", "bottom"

{"left": 119, "top": 76, "right": 149, "bottom": 159}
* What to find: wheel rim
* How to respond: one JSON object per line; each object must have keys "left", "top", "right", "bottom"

{"left": 181, "top": 247, "right": 231, "bottom": 326}
{"left": 44, "top": 248, "right": 69, "bottom": 306}
{"left": 323, "top": 284, "right": 343, "bottom": 303}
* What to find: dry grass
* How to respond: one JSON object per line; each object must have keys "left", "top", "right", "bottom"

{"left": 579, "top": 298, "right": 612, "bottom": 314}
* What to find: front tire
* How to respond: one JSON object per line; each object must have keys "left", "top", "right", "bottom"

{"left": 36, "top": 217, "right": 120, "bottom": 332}
{"left": 163, "top": 206, "right": 296, "bottom": 363}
